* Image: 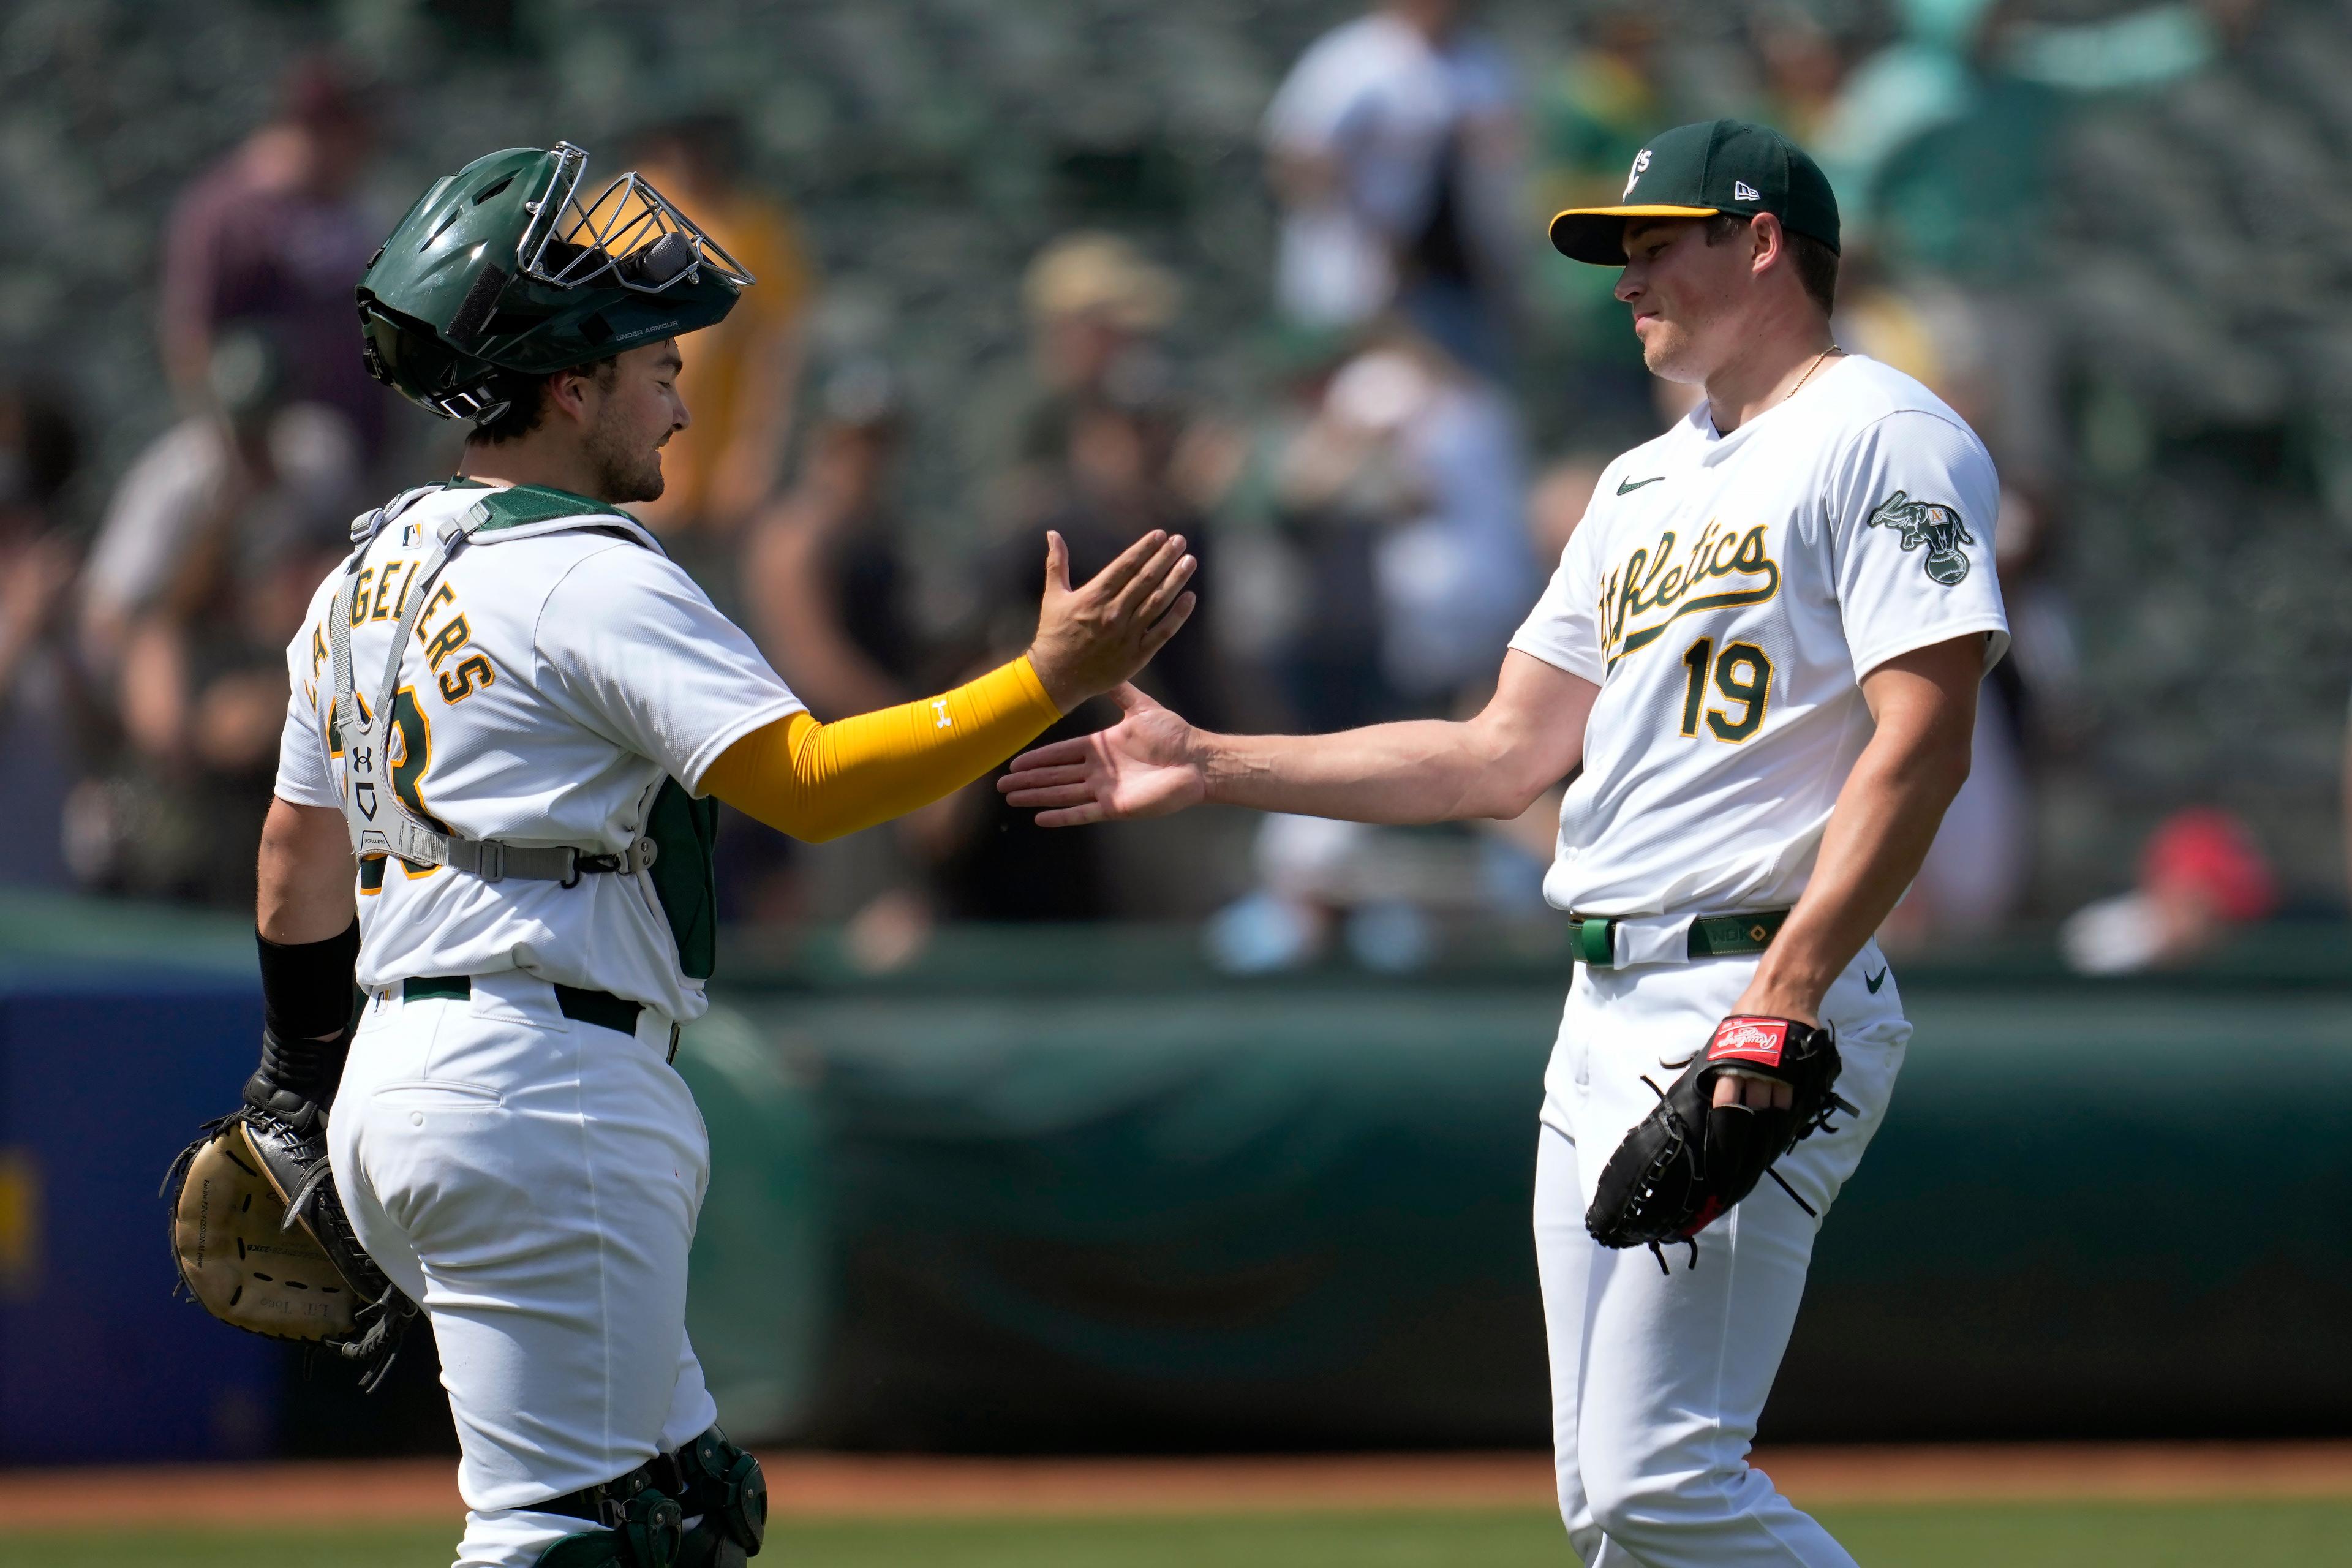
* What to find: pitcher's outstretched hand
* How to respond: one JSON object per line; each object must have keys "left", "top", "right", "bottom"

{"left": 998, "top": 684, "right": 1206, "bottom": 827}
{"left": 1024, "top": 530, "right": 1197, "bottom": 713}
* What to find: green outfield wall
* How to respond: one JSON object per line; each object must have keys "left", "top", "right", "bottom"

{"left": 682, "top": 922, "right": 2352, "bottom": 1450}
{"left": 4, "top": 893, "right": 2342, "bottom": 1457}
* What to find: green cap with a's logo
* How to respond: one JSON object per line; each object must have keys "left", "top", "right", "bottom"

{"left": 1549, "top": 118, "right": 1841, "bottom": 265}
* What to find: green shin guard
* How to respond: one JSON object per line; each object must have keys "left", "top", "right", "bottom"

{"left": 535, "top": 1505, "right": 753, "bottom": 1568}
{"left": 535, "top": 1483, "right": 685, "bottom": 1568}
{"left": 534, "top": 1428, "right": 765, "bottom": 1568}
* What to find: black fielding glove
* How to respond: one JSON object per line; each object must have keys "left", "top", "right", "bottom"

{"left": 1585, "top": 1015, "right": 1858, "bottom": 1272}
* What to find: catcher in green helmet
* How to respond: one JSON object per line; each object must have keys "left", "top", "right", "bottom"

{"left": 356, "top": 141, "right": 754, "bottom": 429}
{"left": 170, "top": 139, "right": 1198, "bottom": 1568}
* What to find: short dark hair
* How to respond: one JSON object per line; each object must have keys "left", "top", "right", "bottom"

{"left": 469, "top": 358, "right": 617, "bottom": 446}
{"left": 1704, "top": 213, "right": 1838, "bottom": 318}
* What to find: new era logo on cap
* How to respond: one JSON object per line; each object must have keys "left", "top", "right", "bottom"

{"left": 1708, "top": 1017, "right": 1789, "bottom": 1068}
{"left": 1734, "top": 179, "right": 1761, "bottom": 202}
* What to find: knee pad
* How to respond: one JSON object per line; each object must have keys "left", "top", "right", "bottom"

{"left": 534, "top": 1481, "right": 687, "bottom": 1568}
{"left": 669, "top": 1425, "right": 766, "bottom": 1558}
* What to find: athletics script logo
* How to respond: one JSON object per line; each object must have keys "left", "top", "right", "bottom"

{"left": 1595, "top": 518, "right": 1781, "bottom": 671}
{"left": 1866, "top": 489, "right": 1974, "bottom": 586}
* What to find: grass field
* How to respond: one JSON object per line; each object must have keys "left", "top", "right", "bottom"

{"left": 9, "top": 1500, "right": 2352, "bottom": 1567}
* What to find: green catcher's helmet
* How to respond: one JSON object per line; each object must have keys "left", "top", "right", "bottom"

{"left": 355, "top": 141, "right": 755, "bottom": 423}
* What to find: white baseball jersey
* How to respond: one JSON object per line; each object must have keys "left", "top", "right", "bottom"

{"left": 1510, "top": 355, "right": 2009, "bottom": 919}
{"left": 273, "top": 479, "right": 803, "bottom": 1021}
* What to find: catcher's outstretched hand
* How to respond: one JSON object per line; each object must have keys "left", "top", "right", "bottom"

{"left": 1025, "top": 530, "right": 1197, "bottom": 712}
{"left": 999, "top": 684, "right": 1205, "bottom": 827}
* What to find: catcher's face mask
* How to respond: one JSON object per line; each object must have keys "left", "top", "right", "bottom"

{"left": 518, "top": 142, "right": 755, "bottom": 296}
{"left": 356, "top": 140, "right": 755, "bottom": 423}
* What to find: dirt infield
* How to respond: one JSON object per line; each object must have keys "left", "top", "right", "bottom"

{"left": 5, "top": 1444, "right": 2351, "bottom": 1530}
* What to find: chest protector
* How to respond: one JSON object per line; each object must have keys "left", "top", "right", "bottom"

{"left": 328, "top": 486, "right": 658, "bottom": 886}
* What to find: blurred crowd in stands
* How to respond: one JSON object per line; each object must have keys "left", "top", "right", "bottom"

{"left": 0, "top": 0, "right": 2335, "bottom": 972}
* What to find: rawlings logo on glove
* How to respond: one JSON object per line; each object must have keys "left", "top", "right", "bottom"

{"left": 1707, "top": 1017, "right": 1792, "bottom": 1066}
{"left": 1585, "top": 1014, "right": 1858, "bottom": 1271}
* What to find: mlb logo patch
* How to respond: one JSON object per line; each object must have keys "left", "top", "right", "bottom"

{"left": 1708, "top": 1016, "right": 1788, "bottom": 1067}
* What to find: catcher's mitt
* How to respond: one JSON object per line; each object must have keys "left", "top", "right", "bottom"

{"left": 162, "top": 1031, "right": 417, "bottom": 1390}
{"left": 1585, "top": 1015, "right": 1858, "bottom": 1272}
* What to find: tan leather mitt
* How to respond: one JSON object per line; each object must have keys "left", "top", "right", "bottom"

{"left": 164, "top": 1109, "right": 415, "bottom": 1388}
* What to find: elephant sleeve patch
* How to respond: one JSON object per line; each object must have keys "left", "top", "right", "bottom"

{"left": 1863, "top": 489, "right": 1975, "bottom": 586}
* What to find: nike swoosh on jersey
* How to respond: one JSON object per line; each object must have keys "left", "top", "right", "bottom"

{"left": 1865, "top": 967, "right": 1888, "bottom": 993}
{"left": 1616, "top": 475, "right": 1665, "bottom": 494}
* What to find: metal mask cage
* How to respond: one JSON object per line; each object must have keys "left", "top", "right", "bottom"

{"left": 516, "top": 142, "right": 756, "bottom": 296}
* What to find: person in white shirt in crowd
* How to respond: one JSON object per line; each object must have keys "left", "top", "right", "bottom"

{"left": 1264, "top": 0, "right": 1523, "bottom": 379}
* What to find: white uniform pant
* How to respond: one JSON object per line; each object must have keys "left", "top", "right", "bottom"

{"left": 330, "top": 971, "right": 718, "bottom": 1568}
{"left": 1534, "top": 943, "right": 1909, "bottom": 1568}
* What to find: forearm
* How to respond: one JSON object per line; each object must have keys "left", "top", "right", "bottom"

{"left": 257, "top": 797, "right": 357, "bottom": 945}
{"left": 1748, "top": 727, "right": 1970, "bottom": 1011}
{"left": 1199, "top": 719, "right": 1540, "bottom": 825}
{"left": 252, "top": 797, "right": 361, "bottom": 1114}
{"left": 705, "top": 656, "right": 1063, "bottom": 842}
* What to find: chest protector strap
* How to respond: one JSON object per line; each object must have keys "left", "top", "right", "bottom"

{"left": 328, "top": 488, "right": 655, "bottom": 884}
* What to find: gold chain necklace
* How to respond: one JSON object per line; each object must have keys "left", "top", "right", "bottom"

{"left": 1786, "top": 345, "right": 1842, "bottom": 404}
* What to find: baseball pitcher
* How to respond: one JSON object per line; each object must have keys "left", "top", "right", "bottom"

{"left": 165, "top": 142, "right": 1194, "bottom": 1568}
{"left": 1002, "top": 119, "right": 2007, "bottom": 1567}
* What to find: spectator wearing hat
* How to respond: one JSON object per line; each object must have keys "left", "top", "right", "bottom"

{"left": 2060, "top": 807, "right": 2280, "bottom": 974}
{"left": 993, "top": 233, "right": 1186, "bottom": 534}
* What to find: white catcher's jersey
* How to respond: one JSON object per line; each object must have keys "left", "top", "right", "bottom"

{"left": 273, "top": 480, "right": 803, "bottom": 1021}
{"left": 1510, "top": 355, "right": 2010, "bottom": 919}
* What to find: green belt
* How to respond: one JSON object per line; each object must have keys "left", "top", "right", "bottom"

{"left": 402, "top": 974, "right": 644, "bottom": 1037}
{"left": 1569, "top": 908, "right": 1790, "bottom": 968}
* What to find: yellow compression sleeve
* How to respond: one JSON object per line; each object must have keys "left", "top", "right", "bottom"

{"left": 702, "top": 656, "right": 1063, "bottom": 843}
